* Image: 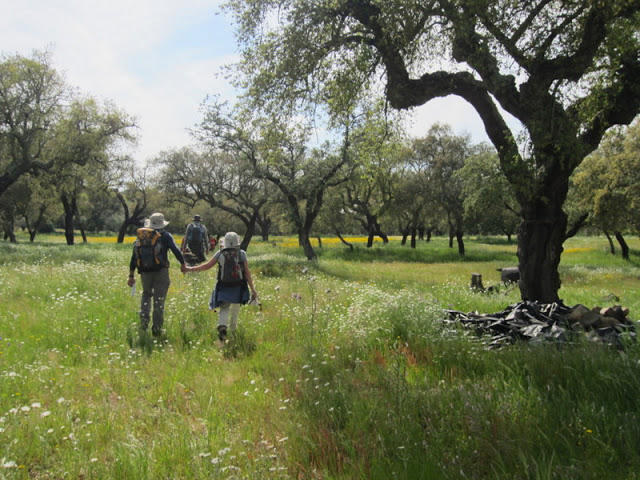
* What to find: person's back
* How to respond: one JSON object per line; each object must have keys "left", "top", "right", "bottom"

{"left": 184, "top": 215, "right": 207, "bottom": 263}
{"left": 128, "top": 212, "right": 186, "bottom": 337}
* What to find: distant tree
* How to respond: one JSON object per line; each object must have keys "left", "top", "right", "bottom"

{"left": 20, "top": 175, "right": 59, "bottom": 242}
{"left": 459, "top": 148, "right": 519, "bottom": 242}
{"left": 229, "top": 0, "right": 640, "bottom": 302}
{"left": 390, "top": 162, "right": 431, "bottom": 249}
{"left": 49, "top": 97, "right": 135, "bottom": 245}
{"left": 0, "top": 179, "right": 28, "bottom": 242}
{"left": 0, "top": 51, "right": 66, "bottom": 197}
{"left": 157, "top": 147, "right": 272, "bottom": 251}
{"left": 107, "top": 157, "right": 150, "bottom": 242}
{"left": 315, "top": 188, "right": 361, "bottom": 250}
{"left": 197, "top": 102, "right": 355, "bottom": 260}
{"left": 570, "top": 120, "right": 640, "bottom": 259}
{"left": 339, "top": 107, "right": 404, "bottom": 247}
{"left": 409, "top": 125, "right": 471, "bottom": 255}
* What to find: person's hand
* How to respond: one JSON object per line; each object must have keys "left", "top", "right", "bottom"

{"left": 127, "top": 276, "right": 135, "bottom": 287}
{"left": 249, "top": 290, "right": 261, "bottom": 307}
{"left": 181, "top": 264, "right": 188, "bottom": 273}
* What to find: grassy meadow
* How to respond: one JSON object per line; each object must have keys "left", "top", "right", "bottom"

{"left": 1, "top": 233, "right": 640, "bottom": 479}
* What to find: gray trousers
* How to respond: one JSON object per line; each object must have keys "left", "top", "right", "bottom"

{"left": 218, "top": 303, "right": 241, "bottom": 330}
{"left": 139, "top": 268, "right": 170, "bottom": 335}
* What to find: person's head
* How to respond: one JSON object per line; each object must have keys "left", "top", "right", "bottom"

{"left": 223, "top": 231, "right": 240, "bottom": 249}
{"left": 149, "top": 212, "right": 169, "bottom": 230}
{"left": 193, "top": 214, "right": 201, "bottom": 222}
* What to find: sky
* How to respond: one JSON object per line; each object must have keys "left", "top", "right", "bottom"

{"left": 1, "top": 1, "right": 497, "bottom": 162}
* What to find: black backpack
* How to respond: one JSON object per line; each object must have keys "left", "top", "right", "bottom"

{"left": 217, "top": 249, "right": 244, "bottom": 286}
{"left": 134, "top": 228, "right": 165, "bottom": 272}
{"left": 187, "top": 223, "right": 204, "bottom": 250}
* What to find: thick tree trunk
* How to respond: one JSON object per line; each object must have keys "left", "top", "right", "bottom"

{"left": 299, "top": 229, "right": 316, "bottom": 260}
{"left": 117, "top": 224, "right": 128, "bottom": 243}
{"left": 455, "top": 230, "right": 465, "bottom": 256}
{"left": 426, "top": 229, "right": 432, "bottom": 242}
{"left": 61, "top": 195, "right": 75, "bottom": 246}
{"left": 517, "top": 207, "right": 567, "bottom": 303}
{"left": 259, "top": 220, "right": 271, "bottom": 241}
{"left": 3, "top": 224, "right": 16, "bottom": 243}
{"left": 614, "top": 231, "right": 629, "bottom": 260}
{"left": 401, "top": 234, "right": 408, "bottom": 245}
{"left": 240, "top": 213, "right": 258, "bottom": 251}
{"left": 367, "top": 230, "right": 374, "bottom": 248}
{"left": 410, "top": 228, "right": 417, "bottom": 249}
{"left": 604, "top": 231, "right": 615, "bottom": 254}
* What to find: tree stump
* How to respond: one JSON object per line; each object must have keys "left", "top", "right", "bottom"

{"left": 470, "top": 273, "right": 484, "bottom": 290}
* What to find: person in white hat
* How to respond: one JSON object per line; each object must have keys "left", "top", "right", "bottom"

{"left": 127, "top": 212, "right": 186, "bottom": 337}
{"left": 181, "top": 231, "right": 258, "bottom": 342}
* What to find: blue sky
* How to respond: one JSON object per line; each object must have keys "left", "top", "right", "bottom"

{"left": 1, "top": 1, "right": 497, "bottom": 162}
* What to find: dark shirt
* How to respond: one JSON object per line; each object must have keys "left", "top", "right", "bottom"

{"left": 129, "top": 230, "right": 185, "bottom": 272}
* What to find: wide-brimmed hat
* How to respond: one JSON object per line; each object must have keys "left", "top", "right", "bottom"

{"left": 223, "top": 231, "right": 240, "bottom": 249}
{"left": 149, "top": 212, "right": 169, "bottom": 229}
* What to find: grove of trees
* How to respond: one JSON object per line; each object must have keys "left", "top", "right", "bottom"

{"left": 2, "top": 0, "right": 640, "bottom": 305}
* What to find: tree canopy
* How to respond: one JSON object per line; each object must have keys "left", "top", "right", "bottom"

{"left": 228, "top": 0, "right": 640, "bottom": 301}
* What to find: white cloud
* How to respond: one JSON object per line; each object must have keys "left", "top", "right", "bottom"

{"left": 0, "top": 0, "right": 233, "bottom": 160}
{"left": 2, "top": 1, "right": 525, "bottom": 159}
{"left": 406, "top": 96, "right": 524, "bottom": 146}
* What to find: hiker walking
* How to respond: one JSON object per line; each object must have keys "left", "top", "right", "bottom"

{"left": 181, "top": 214, "right": 209, "bottom": 265}
{"left": 127, "top": 212, "right": 186, "bottom": 337}
{"left": 181, "top": 231, "right": 258, "bottom": 342}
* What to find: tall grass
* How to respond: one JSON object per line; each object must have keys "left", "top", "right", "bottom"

{"left": 1, "top": 234, "right": 639, "bottom": 479}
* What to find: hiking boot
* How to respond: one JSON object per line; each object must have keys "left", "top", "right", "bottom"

{"left": 217, "top": 325, "right": 227, "bottom": 342}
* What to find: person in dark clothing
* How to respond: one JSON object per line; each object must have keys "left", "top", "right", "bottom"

{"left": 181, "top": 214, "right": 209, "bottom": 264}
{"left": 127, "top": 212, "right": 186, "bottom": 336}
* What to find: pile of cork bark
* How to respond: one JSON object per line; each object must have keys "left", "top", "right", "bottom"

{"left": 444, "top": 301, "right": 635, "bottom": 349}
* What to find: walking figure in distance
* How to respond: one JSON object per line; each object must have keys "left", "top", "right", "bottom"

{"left": 181, "top": 214, "right": 209, "bottom": 265}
